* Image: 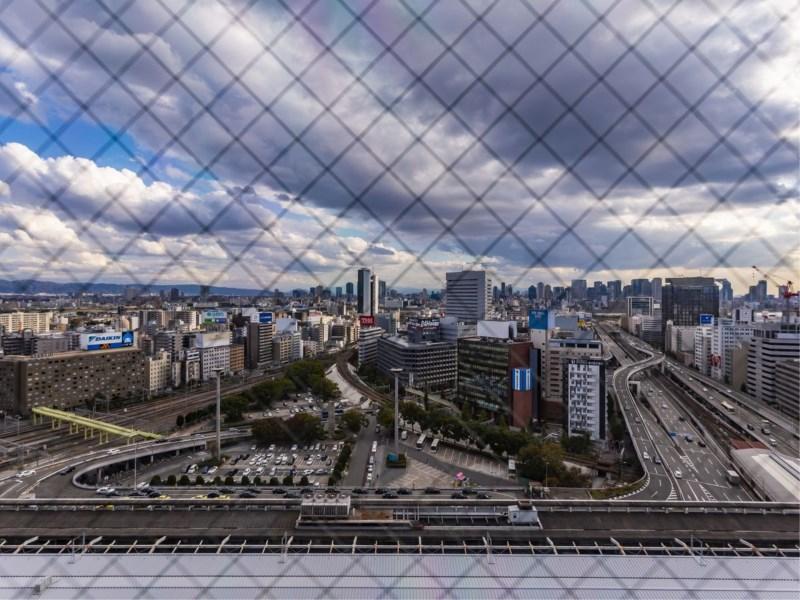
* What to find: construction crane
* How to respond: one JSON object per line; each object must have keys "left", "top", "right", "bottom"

{"left": 751, "top": 265, "right": 798, "bottom": 323}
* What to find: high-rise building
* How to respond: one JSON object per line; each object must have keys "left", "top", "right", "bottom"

{"left": 0, "top": 312, "right": 52, "bottom": 335}
{"left": 627, "top": 297, "right": 654, "bottom": 317}
{"left": 694, "top": 327, "right": 713, "bottom": 376}
{"left": 570, "top": 279, "right": 587, "bottom": 300}
{"left": 661, "top": 277, "right": 719, "bottom": 336}
{"left": 544, "top": 334, "right": 603, "bottom": 418}
{"left": 710, "top": 318, "right": 754, "bottom": 383}
{"left": 456, "top": 337, "right": 534, "bottom": 427}
{"left": 536, "top": 282, "right": 545, "bottom": 300}
{"left": 377, "top": 335, "right": 456, "bottom": 392}
{"left": 378, "top": 280, "right": 386, "bottom": 308}
{"left": 0, "top": 348, "right": 145, "bottom": 415}
{"left": 563, "top": 358, "right": 606, "bottom": 441}
{"left": 145, "top": 350, "right": 172, "bottom": 397}
{"left": 631, "top": 278, "right": 652, "bottom": 297}
{"left": 528, "top": 285, "right": 536, "bottom": 301}
{"left": 335, "top": 287, "right": 342, "bottom": 298}
{"left": 357, "top": 268, "right": 371, "bottom": 315}
{"left": 345, "top": 282, "right": 354, "bottom": 298}
{"left": 357, "top": 326, "right": 383, "bottom": 367}
{"left": 717, "top": 279, "right": 733, "bottom": 304}
{"left": 445, "top": 270, "right": 492, "bottom": 322}
{"left": 746, "top": 322, "right": 799, "bottom": 407}
{"left": 246, "top": 322, "right": 274, "bottom": 369}
{"left": 606, "top": 280, "right": 622, "bottom": 301}
{"left": 370, "top": 274, "right": 380, "bottom": 316}
{"left": 650, "top": 278, "right": 662, "bottom": 302}
{"left": 774, "top": 359, "right": 799, "bottom": 421}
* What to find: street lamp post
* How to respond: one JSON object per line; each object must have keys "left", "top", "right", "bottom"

{"left": 390, "top": 368, "right": 403, "bottom": 455}
{"left": 214, "top": 369, "right": 223, "bottom": 462}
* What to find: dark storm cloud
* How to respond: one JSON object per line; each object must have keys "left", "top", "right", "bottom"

{"left": 0, "top": 0, "right": 796, "bottom": 282}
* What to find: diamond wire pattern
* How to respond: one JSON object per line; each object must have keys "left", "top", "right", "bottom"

{"left": 0, "top": 0, "right": 798, "bottom": 592}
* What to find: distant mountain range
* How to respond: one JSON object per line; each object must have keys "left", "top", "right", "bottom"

{"left": 0, "top": 279, "right": 426, "bottom": 296}
{"left": 0, "top": 279, "right": 270, "bottom": 297}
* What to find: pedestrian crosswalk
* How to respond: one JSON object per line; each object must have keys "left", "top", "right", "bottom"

{"left": 699, "top": 484, "right": 716, "bottom": 502}
{"left": 666, "top": 486, "right": 678, "bottom": 501}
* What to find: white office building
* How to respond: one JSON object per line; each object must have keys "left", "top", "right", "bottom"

{"left": 445, "top": 270, "right": 492, "bottom": 322}
{"left": 145, "top": 350, "right": 172, "bottom": 397}
{"left": 746, "top": 323, "right": 800, "bottom": 406}
{"left": 357, "top": 326, "right": 384, "bottom": 367}
{"left": 710, "top": 318, "right": 754, "bottom": 383}
{"left": 564, "top": 358, "right": 606, "bottom": 441}
{"left": 694, "top": 326, "right": 713, "bottom": 376}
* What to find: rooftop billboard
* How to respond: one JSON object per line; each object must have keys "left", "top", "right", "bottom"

{"left": 80, "top": 330, "right": 135, "bottom": 351}
{"left": 202, "top": 309, "right": 227, "bottom": 324}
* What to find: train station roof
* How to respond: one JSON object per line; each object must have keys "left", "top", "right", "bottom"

{"left": 1, "top": 553, "right": 797, "bottom": 598}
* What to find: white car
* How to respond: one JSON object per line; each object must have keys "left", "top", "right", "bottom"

{"left": 136, "top": 481, "right": 149, "bottom": 490}
{"left": 243, "top": 468, "right": 251, "bottom": 476}
{"left": 207, "top": 466, "right": 218, "bottom": 475}
{"left": 674, "top": 470, "right": 682, "bottom": 479}
{"left": 16, "top": 469, "right": 36, "bottom": 478}
{"left": 107, "top": 448, "right": 121, "bottom": 455}
{"left": 642, "top": 451, "right": 650, "bottom": 461}
{"left": 96, "top": 486, "right": 116, "bottom": 495}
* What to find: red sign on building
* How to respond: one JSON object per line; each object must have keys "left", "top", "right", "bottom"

{"left": 359, "top": 315, "right": 375, "bottom": 327}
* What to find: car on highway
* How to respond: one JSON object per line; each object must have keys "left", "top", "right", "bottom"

{"left": 397, "top": 488, "right": 412, "bottom": 495}
{"left": 769, "top": 438, "right": 777, "bottom": 446}
{"left": 642, "top": 451, "right": 650, "bottom": 461}
{"left": 653, "top": 455, "right": 662, "bottom": 464}
{"left": 634, "top": 417, "right": 641, "bottom": 424}
{"left": 239, "top": 492, "right": 257, "bottom": 498}
{"left": 424, "top": 487, "right": 441, "bottom": 494}
{"left": 698, "top": 440, "right": 707, "bottom": 448}
{"left": 147, "top": 491, "right": 161, "bottom": 498}
{"left": 58, "top": 466, "right": 76, "bottom": 475}
{"left": 674, "top": 470, "right": 682, "bottom": 479}
{"left": 96, "top": 486, "right": 116, "bottom": 496}
{"left": 272, "top": 488, "right": 287, "bottom": 495}
{"left": 16, "top": 469, "right": 36, "bottom": 478}
{"left": 351, "top": 488, "right": 367, "bottom": 495}
{"left": 374, "top": 488, "right": 387, "bottom": 495}
{"left": 476, "top": 492, "right": 491, "bottom": 499}
{"left": 451, "top": 492, "right": 467, "bottom": 499}
{"left": 382, "top": 492, "right": 398, "bottom": 499}
{"left": 684, "top": 434, "right": 693, "bottom": 442}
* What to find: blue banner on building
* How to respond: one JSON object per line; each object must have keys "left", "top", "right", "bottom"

{"left": 699, "top": 314, "right": 714, "bottom": 325}
{"left": 258, "top": 312, "right": 273, "bottom": 324}
{"left": 528, "top": 309, "right": 550, "bottom": 330}
{"left": 512, "top": 368, "right": 532, "bottom": 391}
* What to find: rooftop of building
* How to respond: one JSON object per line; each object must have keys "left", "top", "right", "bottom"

{"left": 0, "top": 346, "right": 142, "bottom": 362}
{"left": 380, "top": 335, "right": 453, "bottom": 349}
{"left": 731, "top": 448, "right": 800, "bottom": 503}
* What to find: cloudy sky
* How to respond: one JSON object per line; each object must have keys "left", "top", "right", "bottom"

{"left": 0, "top": 0, "right": 797, "bottom": 295}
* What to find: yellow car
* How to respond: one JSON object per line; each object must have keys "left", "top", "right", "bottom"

{"left": 193, "top": 494, "right": 208, "bottom": 499}
{"left": 157, "top": 495, "right": 171, "bottom": 500}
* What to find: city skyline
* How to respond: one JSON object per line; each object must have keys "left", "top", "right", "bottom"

{"left": 0, "top": 2, "right": 796, "bottom": 296}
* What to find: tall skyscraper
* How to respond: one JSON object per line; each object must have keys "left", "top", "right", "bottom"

{"left": 571, "top": 279, "right": 587, "bottom": 300}
{"left": 536, "top": 282, "right": 544, "bottom": 300}
{"left": 661, "top": 277, "right": 719, "bottom": 333}
{"left": 528, "top": 285, "right": 536, "bottom": 301}
{"left": 607, "top": 280, "right": 622, "bottom": 301}
{"left": 357, "top": 268, "right": 371, "bottom": 314}
{"left": 345, "top": 282, "right": 354, "bottom": 298}
{"left": 650, "top": 277, "right": 662, "bottom": 302}
{"left": 335, "top": 286, "right": 342, "bottom": 298}
{"left": 378, "top": 280, "right": 386, "bottom": 308}
{"left": 370, "top": 273, "right": 380, "bottom": 317}
{"left": 445, "top": 270, "right": 492, "bottom": 322}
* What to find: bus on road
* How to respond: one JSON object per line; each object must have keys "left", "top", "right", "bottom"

{"left": 430, "top": 438, "right": 440, "bottom": 453}
{"left": 416, "top": 434, "right": 427, "bottom": 450}
{"left": 721, "top": 400, "right": 735, "bottom": 412}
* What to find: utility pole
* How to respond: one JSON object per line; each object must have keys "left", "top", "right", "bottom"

{"left": 214, "top": 369, "right": 222, "bottom": 462}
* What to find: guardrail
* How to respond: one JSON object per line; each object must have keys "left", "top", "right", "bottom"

{"left": 0, "top": 497, "right": 795, "bottom": 512}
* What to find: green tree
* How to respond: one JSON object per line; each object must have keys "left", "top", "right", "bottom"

{"left": 299, "top": 475, "right": 309, "bottom": 486}
{"left": 241, "top": 475, "right": 250, "bottom": 486}
{"left": 341, "top": 408, "right": 363, "bottom": 433}
{"left": 166, "top": 474, "right": 177, "bottom": 486}
{"left": 178, "top": 474, "right": 190, "bottom": 486}
{"left": 176, "top": 414, "right": 185, "bottom": 428}
{"left": 224, "top": 475, "right": 235, "bottom": 486}
{"left": 213, "top": 476, "right": 222, "bottom": 485}
{"left": 282, "top": 475, "right": 294, "bottom": 486}
{"left": 221, "top": 395, "right": 249, "bottom": 421}
{"left": 517, "top": 440, "right": 564, "bottom": 482}
{"left": 150, "top": 475, "right": 162, "bottom": 486}
{"left": 253, "top": 476, "right": 262, "bottom": 486}
{"left": 195, "top": 475, "right": 205, "bottom": 485}
{"left": 377, "top": 405, "right": 394, "bottom": 429}
{"left": 269, "top": 477, "right": 280, "bottom": 486}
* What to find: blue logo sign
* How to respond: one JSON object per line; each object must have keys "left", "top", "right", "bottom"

{"left": 121, "top": 331, "right": 134, "bottom": 346}
{"left": 83, "top": 330, "right": 135, "bottom": 351}
{"left": 699, "top": 314, "right": 714, "bottom": 325}
{"left": 512, "top": 368, "right": 532, "bottom": 391}
{"left": 258, "top": 312, "right": 273, "bottom": 324}
{"left": 528, "top": 309, "right": 550, "bottom": 330}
